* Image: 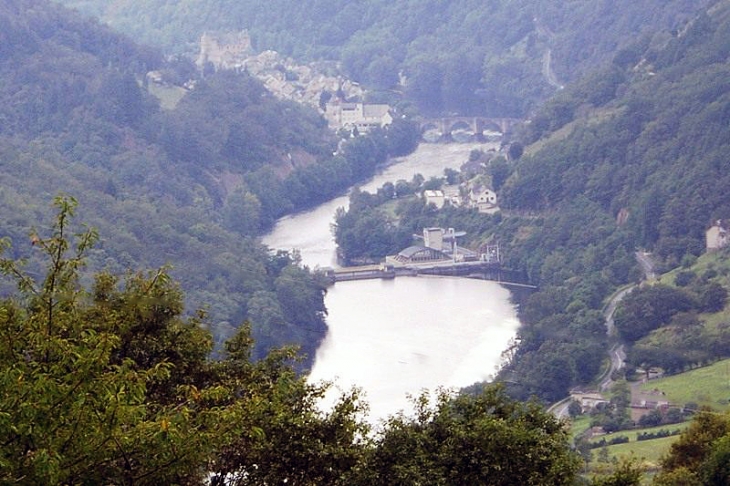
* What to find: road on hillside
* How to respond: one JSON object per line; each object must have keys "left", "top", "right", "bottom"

{"left": 636, "top": 251, "right": 656, "bottom": 281}
{"left": 534, "top": 17, "right": 563, "bottom": 90}
{"left": 597, "top": 252, "right": 656, "bottom": 392}
{"left": 552, "top": 252, "right": 655, "bottom": 416}
{"left": 594, "top": 286, "right": 631, "bottom": 394}
{"left": 542, "top": 49, "right": 564, "bottom": 90}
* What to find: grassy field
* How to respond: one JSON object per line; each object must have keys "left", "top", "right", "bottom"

{"left": 586, "top": 421, "right": 689, "bottom": 447}
{"left": 660, "top": 250, "right": 730, "bottom": 333}
{"left": 576, "top": 357, "right": 730, "bottom": 481}
{"left": 638, "top": 358, "right": 730, "bottom": 411}
{"left": 570, "top": 415, "right": 592, "bottom": 439}
{"left": 589, "top": 434, "right": 676, "bottom": 468}
{"left": 583, "top": 422, "right": 690, "bottom": 484}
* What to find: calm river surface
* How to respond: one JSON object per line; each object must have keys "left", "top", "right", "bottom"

{"left": 262, "top": 142, "right": 520, "bottom": 423}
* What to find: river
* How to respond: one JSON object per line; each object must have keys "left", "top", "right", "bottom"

{"left": 262, "top": 142, "right": 521, "bottom": 423}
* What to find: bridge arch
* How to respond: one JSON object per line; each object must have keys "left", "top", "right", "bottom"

{"left": 420, "top": 121, "right": 444, "bottom": 142}
{"left": 420, "top": 121, "right": 441, "bottom": 133}
{"left": 445, "top": 119, "right": 474, "bottom": 133}
{"left": 445, "top": 119, "right": 476, "bottom": 142}
{"left": 480, "top": 120, "right": 503, "bottom": 134}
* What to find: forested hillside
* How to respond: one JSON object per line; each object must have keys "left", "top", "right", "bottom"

{"left": 327, "top": 0, "right": 730, "bottom": 404}
{"left": 494, "top": 0, "right": 730, "bottom": 400}
{"left": 6, "top": 0, "right": 730, "bottom": 482}
{"left": 57, "top": 0, "right": 711, "bottom": 117}
{"left": 0, "top": 0, "right": 418, "bottom": 361}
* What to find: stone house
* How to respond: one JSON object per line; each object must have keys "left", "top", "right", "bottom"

{"left": 324, "top": 101, "right": 393, "bottom": 133}
{"left": 470, "top": 187, "right": 499, "bottom": 214}
{"left": 196, "top": 31, "right": 253, "bottom": 71}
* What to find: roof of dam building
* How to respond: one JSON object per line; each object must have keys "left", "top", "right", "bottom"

{"left": 394, "top": 246, "right": 449, "bottom": 263}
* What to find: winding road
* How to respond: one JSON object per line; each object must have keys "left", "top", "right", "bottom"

{"left": 551, "top": 252, "right": 655, "bottom": 416}
{"left": 534, "top": 17, "right": 564, "bottom": 90}
{"left": 542, "top": 49, "right": 564, "bottom": 90}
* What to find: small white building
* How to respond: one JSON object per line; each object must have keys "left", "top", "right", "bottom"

{"left": 423, "top": 227, "right": 445, "bottom": 251}
{"left": 707, "top": 220, "right": 729, "bottom": 251}
{"left": 423, "top": 190, "right": 445, "bottom": 209}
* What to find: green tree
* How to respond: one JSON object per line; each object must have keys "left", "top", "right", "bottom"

{"left": 592, "top": 457, "right": 643, "bottom": 486}
{"left": 614, "top": 285, "right": 697, "bottom": 342}
{"left": 0, "top": 197, "right": 368, "bottom": 484}
{"left": 0, "top": 196, "right": 213, "bottom": 483}
{"left": 700, "top": 435, "right": 730, "bottom": 486}
{"left": 223, "top": 188, "right": 263, "bottom": 235}
{"left": 205, "top": 327, "right": 371, "bottom": 486}
{"left": 569, "top": 400, "right": 584, "bottom": 417}
{"left": 654, "top": 410, "right": 730, "bottom": 485}
{"left": 352, "top": 386, "right": 581, "bottom": 485}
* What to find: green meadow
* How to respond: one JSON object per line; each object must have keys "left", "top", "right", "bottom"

{"left": 638, "top": 359, "right": 730, "bottom": 412}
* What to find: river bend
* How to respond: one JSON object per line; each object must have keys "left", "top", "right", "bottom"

{"left": 262, "top": 143, "right": 520, "bottom": 422}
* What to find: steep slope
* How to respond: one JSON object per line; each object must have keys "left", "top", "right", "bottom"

{"left": 492, "top": 0, "right": 730, "bottom": 401}
{"left": 506, "top": 0, "right": 730, "bottom": 266}
{"left": 0, "top": 0, "right": 359, "bottom": 361}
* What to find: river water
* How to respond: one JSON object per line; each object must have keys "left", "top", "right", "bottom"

{"left": 262, "top": 142, "right": 520, "bottom": 423}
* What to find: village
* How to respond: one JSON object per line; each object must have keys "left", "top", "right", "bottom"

{"left": 151, "top": 30, "right": 513, "bottom": 142}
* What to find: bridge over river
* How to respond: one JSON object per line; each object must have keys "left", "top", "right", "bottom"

{"left": 419, "top": 116, "right": 521, "bottom": 142}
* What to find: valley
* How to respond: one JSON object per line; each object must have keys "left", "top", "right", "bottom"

{"left": 2, "top": 0, "right": 730, "bottom": 483}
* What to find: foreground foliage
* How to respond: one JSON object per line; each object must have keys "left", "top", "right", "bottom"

{"left": 355, "top": 389, "right": 582, "bottom": 486}
{"left": 0, "top": 198, "right": 364, "bottom": 484}
{"left": 653, "top": 410, "right": 730, "bottom": 485}
{"left": 0, "top": 197, "right": 588, "bottom": 484}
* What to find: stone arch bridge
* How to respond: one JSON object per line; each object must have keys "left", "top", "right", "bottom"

{"left": 419, "top": 117, "right": 520, "bottom": 141}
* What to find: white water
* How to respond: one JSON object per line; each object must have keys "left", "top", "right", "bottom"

{"left": 262, "top": 143, "right": 520, "bottom": 423}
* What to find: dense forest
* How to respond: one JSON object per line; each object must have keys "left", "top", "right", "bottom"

{"left": 57, "top": 0, "right": 712, "bottom": 117}
{"left": 0, "top": 0, "right": 419, "bottom": 363}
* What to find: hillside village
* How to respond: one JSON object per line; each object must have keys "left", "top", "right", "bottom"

{"left": 190, "top": 30, "right": 397, "bottom": 133}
